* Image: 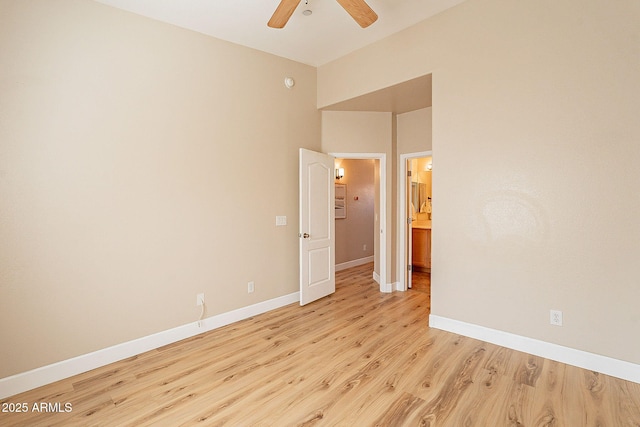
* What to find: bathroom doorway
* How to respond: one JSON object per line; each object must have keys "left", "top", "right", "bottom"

{"left": 398, "top": 151, "right": 432, "bottom": 293}
{"left": 408, "top": 156, "right": 432, "bottom": 295}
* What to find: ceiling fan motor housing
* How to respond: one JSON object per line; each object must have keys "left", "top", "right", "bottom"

{"left": 268, "top": 0, "right": 378, "bottom": 29}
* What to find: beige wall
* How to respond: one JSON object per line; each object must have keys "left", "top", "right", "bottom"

{"left": 319, "top": 0, "right": 640, "bottom": 364}
{"left": 334, "top": 159, "right": 375, "bottom": 265}
{"left": 0, "top": 0, "right": 319, "bottom": 377}
{"left": 397, "top": 108, "right": 432, "bottom": 154}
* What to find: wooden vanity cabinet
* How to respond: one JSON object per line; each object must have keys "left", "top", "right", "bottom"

{"left": 412, "top": 228, "right": 431, "bottom": 270}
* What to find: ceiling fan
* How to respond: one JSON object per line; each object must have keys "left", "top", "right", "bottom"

{"left": 268, "top": 0, "right": 378, "bottom": 29}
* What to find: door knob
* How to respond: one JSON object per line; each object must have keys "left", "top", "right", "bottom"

{"left": 301, "top": 233, "right": 310, "bottom": 238}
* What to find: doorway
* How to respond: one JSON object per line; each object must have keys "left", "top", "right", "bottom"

{"left": 330, "top": 152, "right": 388, "bottom": 293}
{"left": 398, "top": 151, "right": 432, "bottom": 293}
{"left": 334, "top": 158, "right": 376, "bottom": 272}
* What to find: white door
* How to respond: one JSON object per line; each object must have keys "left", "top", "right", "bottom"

{"left": 407, "top": 159, "right": 413, "bottom": 289}
{"left": 299, "top": 148, "right": 335, "bottom": 305}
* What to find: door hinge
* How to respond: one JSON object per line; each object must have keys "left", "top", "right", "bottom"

{"left": 408, "top": 265, "right": 412, "bottom": 271}
{"left": 407, "top": 170, "right": 412, "bottom": 177}
{"left": 407, "top": 217, "right": 413, "bottom": 225}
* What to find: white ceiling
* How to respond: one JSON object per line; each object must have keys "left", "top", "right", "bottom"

{"left": 93, "top": 0, "right": 465, "bottom": 67}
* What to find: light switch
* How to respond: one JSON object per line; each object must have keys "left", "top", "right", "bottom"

{"left": 276, "top": 215, "right": 287, "bottom": 226}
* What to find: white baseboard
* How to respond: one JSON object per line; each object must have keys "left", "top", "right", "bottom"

{"left": 335, "top": 256, "right": 374, "bottom": 272}
{"left": 429, "top": 314, "right": 640, "bottom": 384}
{"left": 0, "top": 292, "right": 300, "bottom": 399}
{"left": 371, "top": 271, "right": 393, "bottom": 293}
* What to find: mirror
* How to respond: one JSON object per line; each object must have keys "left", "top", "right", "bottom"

{"left": 411, "top": 157, "right": 432, "bottom": 219}
{"left": 411, "top": 182, "right": 427, "bottom": 214}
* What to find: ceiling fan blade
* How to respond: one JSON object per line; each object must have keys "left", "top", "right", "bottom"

{"left": 268, "top": 0, "right": 302, "bottom": 28}
{"left": 336, "top": 0, "right": 378, "bottom": 28}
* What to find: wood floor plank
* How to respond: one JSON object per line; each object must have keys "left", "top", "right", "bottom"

{"left": 2, "top": 263, "right": 639, "bottom": 426}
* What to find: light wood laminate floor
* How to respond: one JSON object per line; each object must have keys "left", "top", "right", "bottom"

{"left": 410, "top": 269, "right": 430, "bottom": 301}
{"left": 2, "top": 263, "right": 639, "bottom": 426}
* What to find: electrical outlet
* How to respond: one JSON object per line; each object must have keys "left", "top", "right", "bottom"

{"left": 248, "top": 281, "right": 255, "bottom": 293}
{"left": 550, "top": 309, "right": 563, "bottom": 326}
{"left": 363, "top": 244, "right": 367, "bottom": 251}
{"left": 196, "top": 293, "right": 205, "bottom": 306}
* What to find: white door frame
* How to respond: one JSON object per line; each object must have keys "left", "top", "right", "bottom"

{"left": 330, "top": 152, "right": 388, "bottom": 293}
{"left": 398, "top": 150, "right": 432, "bottom": 291}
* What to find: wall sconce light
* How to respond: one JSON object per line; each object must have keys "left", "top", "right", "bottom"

{"left": 335, "top": 168, "right": 344, "bottom": 179}
{"left": 426, "top": 162, "right": 432, "bottom": 171}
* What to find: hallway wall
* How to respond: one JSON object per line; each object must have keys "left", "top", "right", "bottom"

{"left": 334, "top": 159, "right": 376, "bottom": 267}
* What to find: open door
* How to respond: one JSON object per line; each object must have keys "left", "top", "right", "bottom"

{"left": 299, "top": 148, "right": 335, "bottom": 305}
{"left": 407, "top": 159, "right": 413, "bottom": 289}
